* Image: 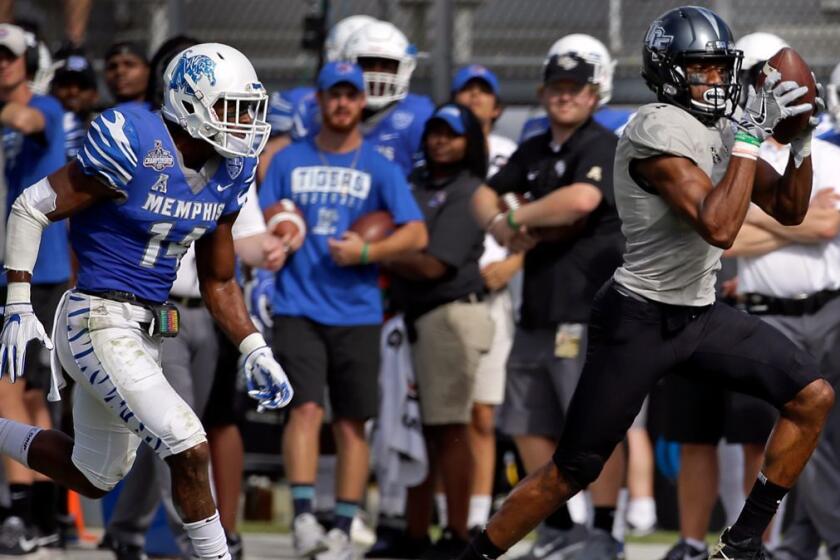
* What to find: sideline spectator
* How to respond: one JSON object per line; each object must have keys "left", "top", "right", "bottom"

{"left": 260, "top": 61, "right": 426, "bottom": 560}
{"left": 451, "top": 65, "right": 520, "bottom": 534}
{"left": 104, "top": 41, "right": 149, "bottom": 106}
{"left": 0, "top": 22, "right": 69, "bottom": 554}
{"left": 50, "top": 50, "right": 98, "bottom": 160}
{"left": 388, "top": 103, "right": 494, "bottom": 558}
{"left": 471, "top": 51, "right": 624, "bottom": 559}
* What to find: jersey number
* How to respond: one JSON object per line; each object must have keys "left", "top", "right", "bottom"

{"left": 140, "top": 222, "right": 207, "bottom": 268}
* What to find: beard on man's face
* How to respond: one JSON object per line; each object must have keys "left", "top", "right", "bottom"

{"left": 323, "top": 106, "right": 362, "bottom": 133}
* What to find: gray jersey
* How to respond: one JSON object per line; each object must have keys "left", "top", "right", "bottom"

{"left": 612, "top": 103, "right": 735, "bottom": 306}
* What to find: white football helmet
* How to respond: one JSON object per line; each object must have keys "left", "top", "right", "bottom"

{"left": 324, "top": 14, "right": 377, "bottom": 63}
{"left": 162, "top": 43, "right": 270, "bottom": 159}
{"left": 735, "top": 32, "right": 789, "bottom": 71}
{"left": 546, "top": 34, "right": 615, "bottom": 106}
{"left": 342, "top": 20, "right": 416, "bottom": 110}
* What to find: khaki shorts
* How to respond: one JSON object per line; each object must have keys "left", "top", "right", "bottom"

{"left": 473, "top": 290, "right": 515, "bottom": 405}
{"left": 412, "top": 300, "right": 494, "bottom": 425}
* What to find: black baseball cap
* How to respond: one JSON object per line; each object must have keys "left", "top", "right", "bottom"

{"left": 543, "top": 53, "right": 596, "bottom": 85}
{"left": 105, "top": 41, "right": 148, "bottom": 64}
{"left": 53, "top": 53, "right": 97, "bottom": 90}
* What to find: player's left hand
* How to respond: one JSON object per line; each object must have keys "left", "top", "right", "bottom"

{"left": 240, "top": 346, "right": 294, "bottom": 412}
{"left": 328, "top": 231, "right": 366, "bottom": 266}
{"left": 0, "top": 303, "right": 53, "bottom": 382}
{"left": 791, "top": 78, "right": 825, "bottom": 167}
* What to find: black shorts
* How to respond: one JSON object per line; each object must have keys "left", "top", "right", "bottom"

{"left": 0, "top": 283, "right": 67, "bottom": 391}
{"left": 272, "top": 315, "right": 381, "bottom": 420}
{"left": 202, "top": 326, "right": 241, "bottom": 429}
{"left": 661, "top": 373, "right": 777, "bottom": 445}
{"left": 554, "top": 282, "right": 819, "bottom": 469}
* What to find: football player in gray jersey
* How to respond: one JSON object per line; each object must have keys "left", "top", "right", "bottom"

{"left": 458, "top": 6, "right": 835, "bottom": 560}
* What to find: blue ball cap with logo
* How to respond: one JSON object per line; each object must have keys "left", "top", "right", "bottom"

{"left": 429, "top": 104, "right": 466, "bottom": 135}
{"left": 451, "top": 64, "right": 500, "bottom": 96}
{"left": 317, "top": 61, "right": 365, "bottom": 92}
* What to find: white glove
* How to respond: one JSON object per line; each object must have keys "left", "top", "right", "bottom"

{"left": 240, "top": 345, "right": 294, "bottom": 412}
{"left": 790, "top": 80, "right": 826, "bottom": 168}
{"left": 0, "top": 302, "right": 53, "bottom": 382}
{"left": 739, "top": 72, "right": 813, "bottom": 141}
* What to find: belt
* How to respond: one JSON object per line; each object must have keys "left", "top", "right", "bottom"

{"left": 735, "top": 289, "right": 840, "bottom": 316}
{"left": 79, "top": 289, "right": 160, "bottom": 308}
{"left": 170, "top": 295, "right": 204, "bottom": 308}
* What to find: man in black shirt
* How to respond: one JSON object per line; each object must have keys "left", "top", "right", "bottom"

{"left": 471, "top": 53, "right": 624, "bottom": 558}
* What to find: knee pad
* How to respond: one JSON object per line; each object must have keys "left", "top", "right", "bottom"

{"left": 157, "top": 403, "right": 207, "bottom": 458}
{"left": 552, "top": 448, "right": 605, "bottom": 490}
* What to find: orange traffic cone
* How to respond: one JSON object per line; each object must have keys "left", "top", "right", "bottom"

{"left": 67, "top": 490, "right": 98, "bottom": 543}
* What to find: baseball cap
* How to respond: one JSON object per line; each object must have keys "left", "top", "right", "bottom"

{"left": 428, "top": 104, "right": 466, "bottom": 135}
{"left": 0, "top": 23, "right": 26, "bottom": 57}
{"left": 543, "top": 53, "right": 596, "bottom": 85}
{"left": 452, "top": 64, "right": 500, "bottom": 96}
{"left": 317, "top": 61, "right": 365, "bottom": 92}
{"left": 53, "top": 53, "right": 97, "bottom": 90}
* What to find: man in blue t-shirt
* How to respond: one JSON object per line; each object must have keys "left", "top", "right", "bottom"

{"left": 0, "top": 22, "right": 70, "bottom": 552}
{"left": 260, "top": 61, "right": 427, "bottom": 559}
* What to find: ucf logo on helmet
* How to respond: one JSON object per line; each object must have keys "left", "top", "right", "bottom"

{"left": 169, "top": 51, "right": 217, "bottom": 96}
{"left": 645, "top": 24, "right": 674, "bottom": 50}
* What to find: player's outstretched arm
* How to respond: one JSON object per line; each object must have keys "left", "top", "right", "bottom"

{"left": 195, "top": 215, "right": 293, "bottom": 411}
{"left": 1, "top": 162, "right": 122, "bottom": 380}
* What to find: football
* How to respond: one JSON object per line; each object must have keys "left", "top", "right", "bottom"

{"left": 497, "top": 192, "right": 530, "bottom": 212}
{"left": 349, "top": 211, "right": 395, "bottom": 242}
{"left": 756, "top": 47, "right": 816, "bottom": 144}
{"left": 263, "top": 199, "right": 306, "bottom": 239}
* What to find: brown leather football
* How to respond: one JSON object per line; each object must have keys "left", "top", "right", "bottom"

{"left": 497, "top": 192, "right": 530, "bottom": 212}
{"left": 756, "top": 47, "right": 816, "bottom": 144}
{"left": 263, "top": 199, "right": 306, "bottom": 238}
{"left": 349, "top": 211, "right": 395, "bottom": 242}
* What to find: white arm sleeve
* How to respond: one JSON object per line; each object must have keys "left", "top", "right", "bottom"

{"left": 4, "top": 177, "right": 56, "bottom": 278}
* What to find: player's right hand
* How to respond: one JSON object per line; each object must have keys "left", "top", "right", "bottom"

{"left": 739, "top": 73, "right": 812, "bottom": 141}
{"left": 240, "top": 345, "right": 294, "bottom": 412}
{"left": 0, "top": 303, "right": 53, "bottom": 382}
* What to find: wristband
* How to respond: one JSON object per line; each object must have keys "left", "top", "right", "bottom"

{"left": 6, "top": 282, "right": 31, "bottom": 305}
{"left": 360, "top": 243, "right": 370, "bottom": 265}
{"left": 506, "top": 209, "right": 520, "bottom": 230}
{"left": 239, "top": 332, "right": 267, "bottom": 356}
{"left": 734, "top": 130, "right": 762, "bottom": 147}
{"left": 732, "top": 140, "right": 760, "bottom": 161}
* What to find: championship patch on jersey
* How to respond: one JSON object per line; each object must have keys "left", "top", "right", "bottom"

{"left": 391, "top": 110, "right": 414, "bottom": 130}
{"left": 226, "top": 157, "right": 244, "bottom": 179}
{"left": 143, "top": 140, "right": 175, "bottom": 171}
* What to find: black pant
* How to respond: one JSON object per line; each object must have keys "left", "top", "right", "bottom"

{"left": 552, "top": 282, "right": 820, "bottom": 488}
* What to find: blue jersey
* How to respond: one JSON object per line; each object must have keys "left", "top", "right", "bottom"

{"left": 73, "top": 104, "right": 256, "bottom": 303}
{"left": 518, "top": 106, "right": 635, "bottom": 142}
{"left": 267, "top": 86, "right": 315, "bottom": 138}
{"left": 287, "top": 91, "right": 434, "bottom": 177}
{"left": 260, "top": 138, "right": 423, "bottom": 326}
{"left": 62, "top": 110, "right": 86, "bottom": 161}
{"left": 2, "top": 94, "right": 70, "bottom": 285}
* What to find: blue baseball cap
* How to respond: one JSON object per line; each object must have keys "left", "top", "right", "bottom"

{"left": 451, "top": 64, "right": 500, "bottom": 96}
{"left": 317, "top": 61, "right": 365, "bottom": 92}
{"left": 429, "top": 104, "right": 466, "bottom": 135}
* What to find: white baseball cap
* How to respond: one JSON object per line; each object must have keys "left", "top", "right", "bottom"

{"left": 0, "top": 23, "right": 26, "bottom": 57}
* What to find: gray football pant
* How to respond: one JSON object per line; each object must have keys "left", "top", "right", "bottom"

{"left": 761, "top": 297, "right": 840, "bottom": 560}
{"left": 106, "top": 305, "right": 219, "bottom": 551}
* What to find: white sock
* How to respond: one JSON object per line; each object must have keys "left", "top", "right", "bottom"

{"left": 468, "top": 495, "right": 492, "bottom": 529}
{"left": 434, "top": 493, "right": 448, "bottom": 528}
{"left": 685, "top": 537, "right": 707, "bottom": 551}
{"left": 0, "top": 418, "right": 41, "bottom": 468}
{"left": 183, "top": 510, "right": 230, "bottom": 560}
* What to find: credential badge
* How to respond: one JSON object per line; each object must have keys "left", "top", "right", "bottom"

{"left": 143, "top": 140, "right": 175, "bottom": 171}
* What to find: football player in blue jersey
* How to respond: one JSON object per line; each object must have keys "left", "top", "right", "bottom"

{"left": 0, "top": 43, "right": 292, "bottom": 560}
{"left": 261, "top": 61, "right": 427, "bottom": 560}
{"left": 519, "top": 34, "right": 634, "bottom": 142}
